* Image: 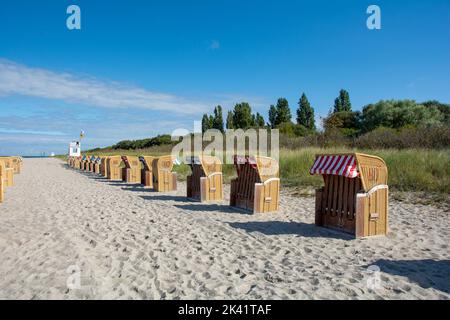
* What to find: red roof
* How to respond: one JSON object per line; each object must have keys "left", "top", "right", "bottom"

{"left": 310, "top": 155, "right": 359, "bottom": 178}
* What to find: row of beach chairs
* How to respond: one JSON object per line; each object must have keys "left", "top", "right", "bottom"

{"left": 68, "top": 155, "right": 178, "bottom": 192}
{"left": 68, "top": 154, "right": 280, "bottom": 213}
{"left": 0, "top": 156, "right": 23, "bottom": 203}
{"left": 67, "top": 152, "right": 389, "bottom": 238}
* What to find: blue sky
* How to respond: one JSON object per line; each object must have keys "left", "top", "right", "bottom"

{"left": 0, "top": 0, "right": 449, "bottom": 155}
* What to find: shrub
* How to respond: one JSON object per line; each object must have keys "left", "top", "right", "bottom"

{"left": 111, "top": 134, "right": 175, "bottom": 150}
{"left": 276, "top": 122, "right": 296, "bottom": 137}
{"left": 360, "top": 100, "right": 445, "bottom": 132}
{"left": 323, "top": 111, "right": 360, "bottom": 136}
{"left": 353, "top": 125, "right": 450, "bottom": 149}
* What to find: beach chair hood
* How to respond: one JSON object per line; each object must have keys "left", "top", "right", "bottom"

{"left": 310, "top": 154, "right": 359, "bottom": 178}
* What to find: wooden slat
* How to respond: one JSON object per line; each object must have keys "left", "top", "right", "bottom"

{"left": 321, "top": 175, "right": 328, "bottom": 215}
{"left": 326, "top": 174, "right": 334, "bottom": 215}
{"left": 331, "top": 175, "right": 339, "bottom": 216}
{"left": 337, "top": 176, "right": 344, "bottom": 216}
{"left": 348, "top": 178, "right": 355, "bottom": 217}
{"left": 315, "top": 189, "right": 323, "bottom": 226}
{"left": 230, "top": 157, "right": 278, "bottom": 213}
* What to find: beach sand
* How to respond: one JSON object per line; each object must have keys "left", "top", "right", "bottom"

{"left": 0, "top": 158, "right": 448, "bottom": 299}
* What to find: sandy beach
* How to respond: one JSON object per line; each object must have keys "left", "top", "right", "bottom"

{"left": 0, "top": 158, "right": 448, "bottom": 299}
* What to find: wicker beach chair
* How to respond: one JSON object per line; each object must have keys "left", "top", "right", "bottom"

{"left": 106, "top": 155, "right": 123, "bottom": 181}
{"left": 0, "top": 156, "right": 23, "bottom": 202}
{"left": 230, "top": 155, "right": 280, "bottom": 213}
{"left": 67, "top": 156, "right": 73, "bottom": 168}
{"left": 152, "top": 155, "right": 177, "bottom": 192}
{"left": 73, "top": 156, "right": 82, "bottom": 170}
{"left": 139, "top": 156, "right": 155, "bottom": 188}
{"left": 121, "top": 156, "right": 141, "bottom": 184}
{"left": 76, "top": 156, "right": 83, "bottom": 170}
{"left": 186, "top": 155, "right": 223, "bottom": 202}
{"left": 310, "top": 153, "right": 389, "bottom": 238}
{"left": 80, "top": 155, "right": 89, "bottom": 171}
{"left": 0, "top": 158, "right": 15, "bottom": 187}
{"left": 93, "top": 156, "right": 102, "bottom": 174}
{"left": 9, "top": 156, "right": 22, "bottom": 174}
{"left": 88, "top": 156, "right": 96, "bottom": 172}
{"left": 0, "top": 161, "right": 5, "bottom": 203}
{"left": 100, "top": 156, "right": 109, "bottom": 177}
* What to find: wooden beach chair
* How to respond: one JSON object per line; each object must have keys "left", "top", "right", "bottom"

{"left": 139, "top": 156, "right": 155, "bottom": 188}
{"left": 0, "top": 161, "right": 5, "bottom": 203}
{"left": 86, "top": 156, "right": 92, "bottom": 172}
{"left": 100, "top": 156, "right": 109, "bottom": 177}
{"left": 81, "top": 155, "right": 89, "bottom": 171}
{"left": 152, "top": 155, "right": 177, "bottom": 192}
{"left": 9, "top": 156, "right": 22, "bottom": 174}
{"left": 75, "top": 156, "right": 82, "bottom": 170}
{"left": 310, "top": 153, "right": 389, "bottom": 238}
{"left": 79, "top": 155, "right": 85, "bottom": 170}
{"left": 84, "top": 156, "right": 91, "bottom": 171}
{"left": 0, "top": 158, "right": 15, "bottom": 187}
{"left": 16, "top": 156, "right": 22, "bottom": 174}
{"left": 72, "top": 156, "right": 80, "bottom": 170}
{"left": 93, "top": 156, "right": 102, "bottom": 174}
{"left": 186, "top": 155, "right": 223, "bottom": 202}
{"left": 106, "top": 155, "right": 123, "bottom": 181}
{"left": 121, "top": 156, "right": 141, "bottom": 184}
{"left": 69, "top": 156, "right": 74, "bottom": 168}
{"left": 230, "top": 155, "right": 280, "bottom": 213}
{"left": 88, "top": 156, "right": 96, "bottom": 172}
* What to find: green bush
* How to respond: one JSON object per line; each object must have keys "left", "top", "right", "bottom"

{"left": 111, "top": 134, "right": 174, "bottom": 150}
{"left": 353, "top": 125, "right": 450, "bottom": 149}
{"left": 323, "top": 111, "right": 360, "bottom": 136}
{"left": 360, "top": 100, "right": 445, "bottom": 132}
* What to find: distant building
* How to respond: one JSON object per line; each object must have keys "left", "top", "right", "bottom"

{"left": 69, "top": 141, "right": 81, "bottom": 157}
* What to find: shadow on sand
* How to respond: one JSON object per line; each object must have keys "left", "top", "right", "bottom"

{"left": 139, "top": 195, "right": 191, "bottom": 203}
{"left": 366, "top": 259, "right": 450, "bottom": 294}
{"left": 60, "top": 163, "right": 72, "bottom": 170}
{"left": 227, "top": 221, "right": 352, "bottom": 240}
{"left": 174, "top": 203, "right": 246, "bottom": 215}
{"left": 107, "top": 182, "right": 147, "bottom": 191}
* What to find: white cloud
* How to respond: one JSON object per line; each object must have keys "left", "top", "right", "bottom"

{"left": 0, "top": 59, "right": 210, "bottom": 114}
{"left": 0, "top": 128, "right": 66, "bottom": 136}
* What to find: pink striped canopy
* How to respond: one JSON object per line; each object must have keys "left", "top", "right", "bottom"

{"left": 310, "top": 155, "right": 359, "bottom": 178}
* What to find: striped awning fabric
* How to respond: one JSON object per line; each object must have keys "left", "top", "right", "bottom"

{"left": 310, "top": 154, "right": 359, "bottom": 178}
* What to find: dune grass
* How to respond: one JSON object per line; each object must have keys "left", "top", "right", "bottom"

{"left": 279, "top": 148, "right": 450, "bottom": 195}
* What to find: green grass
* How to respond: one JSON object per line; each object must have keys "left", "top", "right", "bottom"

{"left": 64, "top": 147, "right": 450, "bottom": 196}
{"left": 279, "top": 148, "right": 450, "bottom": 195}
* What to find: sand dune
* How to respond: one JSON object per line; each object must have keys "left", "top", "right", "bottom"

{"left": 0, "top": 158, "right": 448, "bottom": 299}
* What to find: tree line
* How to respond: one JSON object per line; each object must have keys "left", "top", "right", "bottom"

{"left": 201, "top": 89, "right": 449, "bottom": 138}
{"left": 89, "top": 90, "right": 448, "bottom": 152}
{"left": 110, "top": 134, "right": 174, "bottom": 150}
{"left": 201, "top": 92, "right": 317, "bottom": 134}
